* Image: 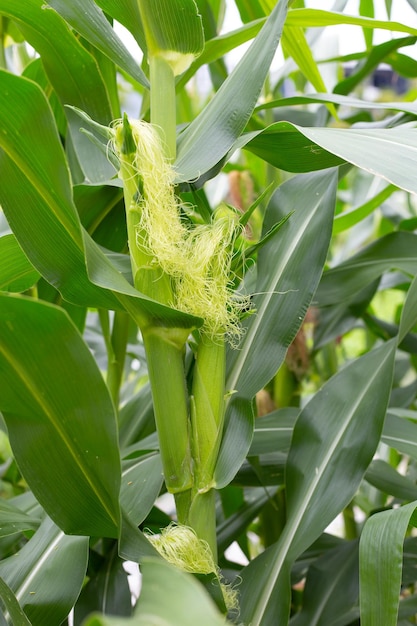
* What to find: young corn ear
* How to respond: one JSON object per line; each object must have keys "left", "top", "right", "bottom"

{"left": 112, "top": 117, "right": 249, "bottom": 341}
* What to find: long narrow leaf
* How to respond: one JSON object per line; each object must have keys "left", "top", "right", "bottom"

{"left": 0, "top": 517, "right": 89, "bottom": 626}
{"left": 316, "top": 232, "right": 417, "bottom": 306}
{"left": 175, "top": 0, "right": 288, "bottom": 182}
{"left": 0, "top": 235, "right": 40, "bottom": 293}
{"left": 360, "top": 502, "right": 417, "bottom": 626}
{"left": 216, "top": 170, "right": 337, "bottom": 488}
{"left": 0, "top": 578, "right": 32, "bottom": 626}
{"left": 0, "top": 294, "right": 121, "bottom": 537}
{"left": 286, "top": 8, "right": 417, "bottom": 37}
{"left": 94, "top": 0, "right": 146, "bottom": 52}
{"left": 239, "top": 339, "right": 396, "bottom": 625}
{"left": 46, "top": 0, "right": 149, "bottom": 87}
{"left": 0, "top": 71, "right": 201, "bottom": 329}
{"left": 232, "top": 121, "right": 417, "bottom": 197}
{"left": 0, "top": 0, "right": 112, "bottom": 122}
{"left": 226, "top": 169, "right": 337, "bottom": 401}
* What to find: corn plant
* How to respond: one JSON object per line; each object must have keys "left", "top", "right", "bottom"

{"left": 1, "top": 0, "right": 417, "bottom": 624}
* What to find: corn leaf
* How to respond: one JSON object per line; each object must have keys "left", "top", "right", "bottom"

{"left": 0, "top": 235, "right": 40, "bottom": 293}
{"left": 239, "top": 339, "right": 396, "bottom": 625}
{"left": 138, "top": 0, "right": 204, "bottom": 74}
{"left": 94, "top": 0, "right": 146, "bottom": 52}
{"left": 360, "top": 502, "right": 417, "bottom": 626}
{"left": 0, "top": 71, "right": 201, "bottom": 329}
{"left": 0, "top": 294, "right": 121, "bottom": 537}
{"left": 0, "top": 517, "right": 89, "bottom": 626}
{"left": 0, "top": 0, "right": 112, "bottom": 122}
{"left": 281, "top": 25, "right": 337, "bottom": 118}
{"left": 286, "top": 8, "right": 417, "bottom": 36}
{"left": 175, "top": 0, "right": 288, "bottom": 182}
{"left": 316, "top": 232, "right": 417, "bottom": 306}
{"left": 0, "top": 578, "right": 32, "bottom": 626}
{"left": 216, "top": 169, "right": 337, "bottom": 488}
{"left": 46, "top": 0, "right": 148, "bottom": 87}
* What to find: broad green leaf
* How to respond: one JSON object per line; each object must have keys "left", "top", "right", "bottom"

{"left": 286, "top": 340, "right": 396, "bottom": 559}
{"left": 138, "top": 0, "right": 204, "bottom": 75}
{"left": 0, "top": 235, "right": 40, "bottom": 293}
{"left": 249, "top": 408, "right": 299, "bottom": 456}
{"left": 296, "top": 126, "right": 417, "bottom": 195}
{"left": 46, "top": 0, "right": 149, "bottom": 87}
{"left": 0, "top": 501, "right": 41, "bottom": 538}
{"left": 216, "top": 170, "right": 336, "bottom": 488}
{"left": 175, "top": 0, "right": 288, "bottom": 182}
{"left": 365, "top": 460, "right": 417, "bottom": 502}
{"left": 177, "top": 18, "right": 265, "bottom": 89}
{"left": 0, "top": 517, "right": 88, "bottom": 626}
{"left": 316, "top": 232, "right": 417, "bottom": 306}
{"left": 382, "top": 411, "right": 417, "bottom": 460}
{"left": 398, "top": 273, "right": 417, "bottom": 342}
{"left": 239, "top": 339, "right": 396, "bottom": 625}
{"left": 333, "top": 184, "right": 397, "bottom": 234}
{"left": 290, "top": 540, "right": 359, "bottom": 626}
{"left": 83, "top": 559, "right": 227, "bottom": 625}
{"left": 94, "top": 0, "right": 146, "bottom": 52}
{"left": 242, "top": 122, "right": 417, "bottom": 196}
{"left": 0, "top": 70, "right": 116, "bottom": 310}
{"left": 286, "top": 8, "right": 417, "bottom": 37}
{"left": 360, "top": 502, "right": 417, "bottom": 626}
{"left": 118, "top": 513, "right": 160, "bottom": 563}
{"left": 281, "top": 26, "right": 337, "bottom": 118}
{"left": 74, "top": 548, "right": 132, "bottom": 624}
{"left": 120, "top": 453, "right": 164, "bottom": 527}
{"left": 0, "top": 71, "right": 201, "bottom": 329}
{"left": 0, "top": 578, "right": 32, "bottom": 626}
{"left": 255, "top": 90, "right": 417, "bottom": 117}
{"left": 0, "top": 0, "right": 112, "bottom": 123}
{"left": 0, "top": 294, "right": 121, "bottom": 537}
{"left": 226, "top": 169, "right": 337, "bottom": 401}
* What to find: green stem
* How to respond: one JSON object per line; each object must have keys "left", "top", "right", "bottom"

{"left": 109, "top": 311, "right": 130, "bottom": 408}
{"left": 142, "top": 327, "right": 193, "bottom": 499}
{"left": 187, "top": 338, "right": 226, "bottom": 558}
{"left": 189, "top": 490, "right": 217, "bottom": 562}
{"left": 149, "top": 55, "right": 176, "bottom": 160}
{"left": 342, "top": 501, "right": 358, "bottom": 540}
{"left": 98, "top": 309, "right": 128, "bottom": 409}
{"left": 191, "top": 338, "right": 226, "bottom": 490}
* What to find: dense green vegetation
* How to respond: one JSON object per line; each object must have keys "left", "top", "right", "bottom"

{"left": 1, "top": 0, "right": 417, "bottom": 624}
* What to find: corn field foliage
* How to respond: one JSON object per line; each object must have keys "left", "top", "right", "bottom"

{"left": 2, "top": 0, "right": 417, "bottom": 624}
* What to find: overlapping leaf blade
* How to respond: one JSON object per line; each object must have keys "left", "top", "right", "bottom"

{"left": 46, "top": 0, "right": 149, "bottom": 87}
{"left": 316, "top": 232, "right": 417, "bottom": 306}
{"left": 0, "top": 71, "right": 201, "bottom": 329}
{"left": 0, "top": 294, "right": 121, "bottom": 537}
{"left": 360, "top": 502, "right": 417, "bottom": 626}
{"left": 0, "top": 235, "right": 40, "bottom": 293}
{"left": 239, "top": 339, "right": 396, "bottom": 625}
{"left": 215, "top": 169, "right": 337, "bottom": 488}
{"left": 175, "top": 0, "right": 288, "bottom": 181}
{"left": 0, "top": 517, "right": 89, "bottom": 626}
{"left": 0, "top": 0, "right": 112, "bottom": 122}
